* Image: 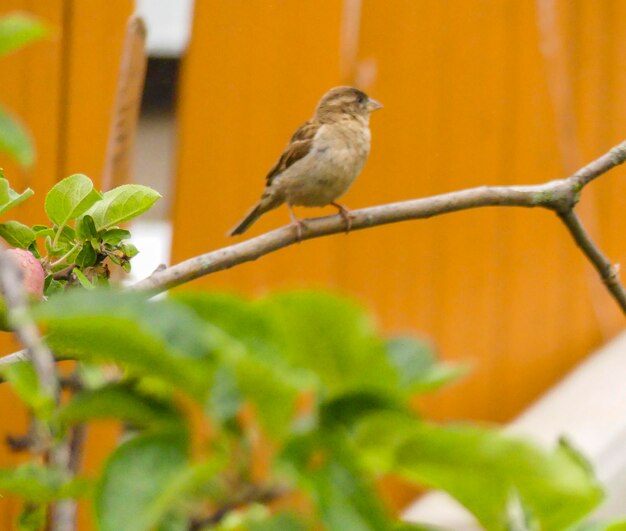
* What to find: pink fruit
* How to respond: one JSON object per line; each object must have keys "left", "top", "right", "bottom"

{"left": 5, "top": 248, "right": 45, "bottom": 300}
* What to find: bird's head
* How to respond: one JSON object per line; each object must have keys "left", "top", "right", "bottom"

{"left": 314, "top": 86, "right": 382, "bottom": 123}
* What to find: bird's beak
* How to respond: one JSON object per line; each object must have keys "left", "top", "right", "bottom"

{"left": 366, "top": 98, "right": 383, "bottom": 112}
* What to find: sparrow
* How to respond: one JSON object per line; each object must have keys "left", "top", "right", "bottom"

{"left": 229, "top": 86, "right": 382, "bottom": 237}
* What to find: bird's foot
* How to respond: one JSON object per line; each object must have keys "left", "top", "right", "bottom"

{"left": 288, "top": 204, "right": 308, "bottom": 242}
{"left": 291, "top": 219, "right": 309, "bottom": 242}
{"left": 331, "top": 202, "right": 355, "bottom": 233}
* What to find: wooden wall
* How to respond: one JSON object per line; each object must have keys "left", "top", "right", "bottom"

{"left": 173, "top": 0, "right": 626, "bottom": 425}
{"left": 0, "top": 1, "right": 132, "bottom": 527}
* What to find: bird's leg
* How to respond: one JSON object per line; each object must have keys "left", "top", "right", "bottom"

{"left": 288, "top": 204, "right": 307, "bottom": 242}
{"left": 331, "top": 202, "right": 355, "bottom": 233}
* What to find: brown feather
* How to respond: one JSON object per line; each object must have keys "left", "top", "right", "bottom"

{"left": 265, "top": 121, "right": 319, "bottom": 185}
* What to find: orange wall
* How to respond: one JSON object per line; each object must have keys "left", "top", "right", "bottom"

{"left": 172, "top": 0, "right": 626, "bottom": 425}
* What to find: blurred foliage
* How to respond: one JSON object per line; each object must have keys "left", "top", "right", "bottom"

{"left": 0, "top": 289, "right": 610, "bottom": 530}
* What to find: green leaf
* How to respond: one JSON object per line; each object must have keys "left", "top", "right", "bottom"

{"left": 281, "top": 431, "right": 394, "bottom": 531}
{"left": 174, "top": 292, "right": 285, "bottom": 364}
{"left": 320, "top": 391, "right": 407, "bottom": 429}
{"left": 248, "top": 513, "right": 309, "bottom": 531}
{"left": 43, "top": 275, "right": 64, "bottom": 297}
{"left": 174, "top": 293, "right": 309, "bottom": 435}
{"left": 58, "top": 384, "right": 185, "bottom": 431}
{"left": 356, "top": 413, "right": 603, "bottom": 531}
{"left": 258, "top": 291, "right": 399, "bottom": 396}
{"left": 0, "top": 295, "right": 8, "bottom": 330}
{"left": 101, "top": 227, "right": 130, "bottom": 245}
{"left": 0, "top": 220, "right": 35, "bottom": 248}
{"left": 0, "top": 177, "right": 33, "bottom": 215}
{"left": 570, "top": 519, "right": 626, "bottom": 531}
{"left": 75, "top": 244, "right": 97, "bottom": 268}
{"left": 232, "top": 353, "right": 301, "bottom": 435}
{"left": 72, "top": 268, "right": 95, "bottom": 290}
{"left": 0, "top": 13, "right": 48, "bottom": 57}
{"left": 44, "top": 235, "right": 53, "bottom": 255}
{"left": 385, "top": 337, "right": 466, "bottom": 394}
{"left": 95, "top": 432, "right": 188, "bottom": 531}
{"left": 0, "top": 463, "right": 88, "bottom": 503}
{"left": 17, "top": 503, "right": 47, "bottom": 531}
{"left": 45, "top": 174, "right": 101, "bottom": 226}
{"left": 393, "top": 524, "right": 442, "bottom": 531}
{"left": 34, "top": 289, "right": 216, "bottom": 401}
{"left": 0, "top": 361, "right": 54, "bottom": 419}
{"left": 120, "top": 241, "right": 138, "bottom": 258}
{"left": 28, "top": 241, "right": 40, "bottom": 259}
{"left": 142, "top": 458, "right": 225, "bottom": 530}
{"left": 33, "top": 226, "right": 53, "bottom": 238}
{"left": 207, "top": 365, "right": 243, "bottom": 425}
{"left": 84, "top": 184, "right": 161, "bottom": 229}
{"left": 0, "top": 105, "right": 34, "bottom": 167}
{"left": 76, "top": 214, "right": 98, "bottom": 242}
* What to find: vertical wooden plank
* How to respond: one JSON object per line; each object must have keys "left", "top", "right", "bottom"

{"left": 593, "top": 0, "right": 626, "bottom": 334}
{"left": 343, "top": 2, "right": 498, "bottom": 415}
{"left": 0, "top": 0, "right": 65, "bottom": 220}
{"left": 496, "top": 0, "right": 565, "bottom": 417}
{"left": 62, "top": 0, "right": 134, "bottom": 186}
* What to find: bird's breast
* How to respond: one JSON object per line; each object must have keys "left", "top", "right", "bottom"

{"left": 282, "top": 122, "right": 371, "bottom": 207}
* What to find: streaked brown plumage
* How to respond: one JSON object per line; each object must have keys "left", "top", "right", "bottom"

{"left": 229, "top": 86, "right": 382, "bottom": 237}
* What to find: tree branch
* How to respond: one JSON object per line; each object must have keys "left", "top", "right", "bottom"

{"left": 0, "top": 249, "right": 58, "bottom": 398}
{"left": 188, "top": 483, "right": 290, "bottom": 530}
{"left": 557, "top": 210, "right": 626, "bottom": 312}
{"left": 132, "top": 140, "right": 626, "bottom": 304}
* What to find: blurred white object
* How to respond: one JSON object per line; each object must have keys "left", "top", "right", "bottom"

{"left": 134, "top": 0, "right": 194, "bottom": 57}
{"left": 403, "top": 330, "right": 626, "bottom": 527}
{"left": 126, "top": 221, "right": 172, "bottom": 284}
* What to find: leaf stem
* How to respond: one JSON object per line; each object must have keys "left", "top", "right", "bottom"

{"left": 49, "top": 242, "right": 80, "bottom": 268}
{"left": 51, "top": 222, "right": 65, "bottom": 251}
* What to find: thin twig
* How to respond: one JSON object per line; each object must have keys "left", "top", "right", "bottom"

{"left": 0, "top": 249, "right": 58, "bottom": 397}
{"left": 573, "top": 143, "right": 626, "bottom": 188}
{"left": 558, "top": 210, "right": 626, "bottom": 312}
{"left": 0, "top": 348, "right": 28, "bottom": 367}
{"left": 68, "top": 425, "right": 87, "bottom": 474}
{"left": 188, "top": 483, "right": 289, "bottom": 530}
{"left": 0, "top": 248, "right": 75, "bottom": 531}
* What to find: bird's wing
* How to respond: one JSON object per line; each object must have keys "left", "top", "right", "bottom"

{"left": 265, "top": 120, "right": 319, "bottom": 186}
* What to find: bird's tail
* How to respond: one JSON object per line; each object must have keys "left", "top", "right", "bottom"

{"left": 229, "top": 202, "right": 266, "bottom": 236}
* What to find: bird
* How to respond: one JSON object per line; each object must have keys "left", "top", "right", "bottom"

{"left": 229, "top": 86, "right": 382, "bottom": 238}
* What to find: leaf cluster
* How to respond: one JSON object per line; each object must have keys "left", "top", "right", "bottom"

{"left": 0, "top": 289, "right": 613, "bottom": 531}
{"left": 0, "top": 173, "right": 160, "bottom": 294}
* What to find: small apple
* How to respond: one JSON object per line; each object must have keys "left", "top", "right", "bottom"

{"left": 0, "top": 249, "right": 45, "bottom": 331}
{"left": 4, "top": 248, "right": 45, "bottom": 300}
